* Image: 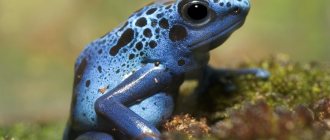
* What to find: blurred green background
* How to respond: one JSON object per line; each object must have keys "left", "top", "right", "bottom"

{"left": 0, "top": 0, "right": 329, "bottom": 127}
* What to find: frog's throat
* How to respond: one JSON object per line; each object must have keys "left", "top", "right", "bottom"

{"left": 189, "top": 20, "right": 245, "bottom": 52}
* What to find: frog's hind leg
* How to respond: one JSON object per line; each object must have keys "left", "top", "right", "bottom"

{"left": 215, "top": 68, "right": 270, "bottom": 80}
{"left": 196, "top": 66, "right": 270, "bottom": 93}
{"left": 76, "top": 132, "right": 114, "bottom": 140}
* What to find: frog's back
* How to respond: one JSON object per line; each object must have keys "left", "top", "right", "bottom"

{"left": 69, "top": 31, "right": 144, "bottom": 129}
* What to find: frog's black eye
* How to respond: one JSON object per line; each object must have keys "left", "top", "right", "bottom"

{"left": 186, "top": 3, "right": 208, "bottom": 20}
{"left": 181, "top": 1, "right": 211, "bottom": 25}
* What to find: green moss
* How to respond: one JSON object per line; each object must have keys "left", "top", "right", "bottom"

{"left": 240, "top": 55, "right": 330, "bottom": 106}
{"left": 198, "top": 54, "right": 330, "bottom": 121}
{"left": 0, "top": 122, "right": 64, "bottom": 140}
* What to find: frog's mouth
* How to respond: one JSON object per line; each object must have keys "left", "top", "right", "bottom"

{"left": 189, "top": 20, "right": 245, "bottom": 52}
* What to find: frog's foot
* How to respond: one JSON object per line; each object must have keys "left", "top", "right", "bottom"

{"left": 220, "top": 68, "right": 270, "bottom": 80}
{"left": 76, "top": 132, "right": 114, "bottom": 140}
{"left": 206, "top": 68, "right": 270, "bottom": 92}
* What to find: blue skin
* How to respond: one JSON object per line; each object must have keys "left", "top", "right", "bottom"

{"left": 64, "top": 0, "right": 269, "bottom": 139}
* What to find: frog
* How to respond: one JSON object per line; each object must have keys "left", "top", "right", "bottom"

{"left": 64, "top": 0, "right": 269, "bottom": 139}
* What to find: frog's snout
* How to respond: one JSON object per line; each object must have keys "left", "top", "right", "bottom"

{"left": 229, "top": 0, "right": 250, "bottom": 16}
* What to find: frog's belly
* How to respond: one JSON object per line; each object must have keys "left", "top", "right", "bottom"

{"left": 129, "top": 92, "right": 174, "bottom": 126}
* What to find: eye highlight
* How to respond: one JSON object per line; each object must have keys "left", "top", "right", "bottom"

{"left": 181, "top": 1, "right": 211, "bottom": 26}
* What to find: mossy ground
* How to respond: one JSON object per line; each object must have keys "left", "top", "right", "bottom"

{"left": 1, "top": 54, "right": 330, "bottom": 140}
{"left": 164, "top": 54, "right": 330, "bottom": 140}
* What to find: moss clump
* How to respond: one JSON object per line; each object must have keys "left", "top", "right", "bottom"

{"left": 211, "top": 100, "right": 330, "bottom": 140}
{"left": 165, "top": 99, "right": 330, "bottom": 140}
{"left": 162, "top": 114, "right": 210, "bottom": 139}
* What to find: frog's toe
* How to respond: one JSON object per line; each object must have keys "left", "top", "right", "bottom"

{"left": 137, "top": 133, "right": 160, "bottom": 140}
{"left": 253, "top": 68, "right": 270, "bottom": 80}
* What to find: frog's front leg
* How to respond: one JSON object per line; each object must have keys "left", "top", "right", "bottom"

{"left": 94, "top": 63, "right": 176, "bottom": 140}
{"left": 197, "top": 66, "right": 270, "bottom": 93}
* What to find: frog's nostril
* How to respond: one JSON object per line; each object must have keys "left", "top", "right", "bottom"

{"left": 231, "top": 7, "right": 241, "bottom": 15}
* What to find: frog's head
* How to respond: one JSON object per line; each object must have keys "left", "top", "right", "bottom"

{"left": 121, "top": 0, "right": 250, "bottom": 62}
{"left": 166, "top": 0, "right": 250, "bottom": 52}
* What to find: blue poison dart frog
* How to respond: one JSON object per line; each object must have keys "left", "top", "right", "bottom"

{"left": 64, "top": 0, "right": 269, "bottom": 139}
